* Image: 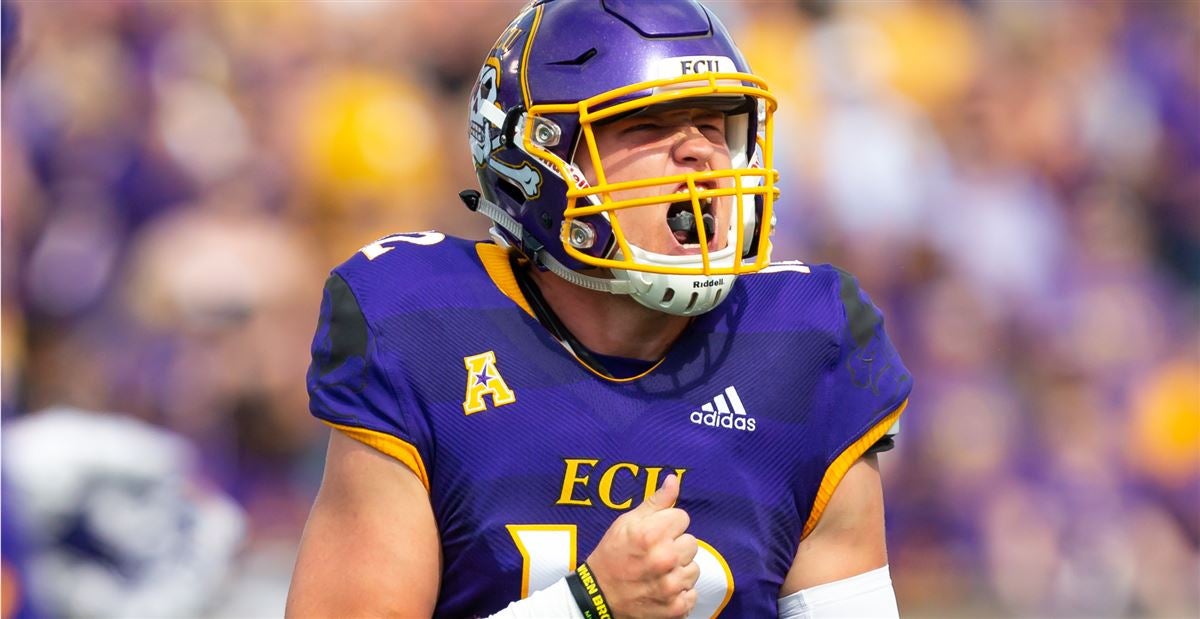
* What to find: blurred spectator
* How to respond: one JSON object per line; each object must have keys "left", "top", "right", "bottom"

{"left": 2, "top": 408, "right": 244, "bottom": 617}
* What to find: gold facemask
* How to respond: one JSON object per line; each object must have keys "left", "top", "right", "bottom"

{"left": 523, "top": 71, "right": 780, "bottom": 277}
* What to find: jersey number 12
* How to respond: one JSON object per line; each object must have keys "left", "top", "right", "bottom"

{"left": 507, "top": 524, "right": 734, "bottom": 617}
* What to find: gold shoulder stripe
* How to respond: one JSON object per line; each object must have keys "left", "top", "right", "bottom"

{"left": 577, "top": 354, "right": 666, "bottom": 383}
{"left": 474, "top": 243, "right": 664, "bottom": 383}
{"left": 477, "top": 243, "right": 535, "bottom": 318}
{"left": 801, "top": 399, "right": 908, "bottom": 539}
{"left": 323, "top": 421, "right": 430, "bottom": 493}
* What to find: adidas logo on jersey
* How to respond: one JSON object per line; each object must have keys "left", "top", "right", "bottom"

{"left": 689, "top": 386, "right": 756, "bottom": 432}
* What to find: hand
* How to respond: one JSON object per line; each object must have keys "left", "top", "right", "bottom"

{"left": 585, "top": 474, "right": 700, "bottom": 619}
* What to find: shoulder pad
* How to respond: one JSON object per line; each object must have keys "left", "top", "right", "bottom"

{"left": 331, "top": 232, "right": 481, "bottom": 303}
{"left": 739, "top": 260, "right": 842, "bottom": 316}
{"left": 830, "top": 266, "right": 883, "bottom": 349}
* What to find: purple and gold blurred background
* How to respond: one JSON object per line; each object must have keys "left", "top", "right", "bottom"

{"left": 1, "top": 1, "right": 1197, "bottom": 617}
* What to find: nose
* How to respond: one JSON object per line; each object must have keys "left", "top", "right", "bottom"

{"left": 671, "top": 124, "right": 716, "bottom": 169}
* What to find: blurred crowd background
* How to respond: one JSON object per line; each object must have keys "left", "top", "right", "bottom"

{"left": 1, "top": 0, "right": 1196, "bottom": 617}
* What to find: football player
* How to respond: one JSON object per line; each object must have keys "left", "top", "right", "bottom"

{"left": 288, "top": 1, "right": 911, "bottom": 617}
{"left": 3, "top": 408, "right": 246, "bottom": 618}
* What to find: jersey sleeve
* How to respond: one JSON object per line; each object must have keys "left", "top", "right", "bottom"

{"left": 802, "top": 267, "right": 913, "bottom": 538}
{"left": 306, "top": 272, "right": 431, "bottom": 491}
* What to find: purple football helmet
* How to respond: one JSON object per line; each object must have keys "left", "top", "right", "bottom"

{"left": 468, "top": 0, "right": 779, "bottom": 315}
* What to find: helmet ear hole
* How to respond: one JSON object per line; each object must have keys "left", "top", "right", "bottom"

{"left": 498, "top": 177, "right": 527, "bottom": 205}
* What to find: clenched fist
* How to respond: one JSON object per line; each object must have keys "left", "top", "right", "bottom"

{"left": 585, "top": 474, "right": 700, "bottom": 619}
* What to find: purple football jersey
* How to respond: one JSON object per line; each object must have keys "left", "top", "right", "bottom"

{"left": 306, "top": 232, "right": 911, "bottom": 617}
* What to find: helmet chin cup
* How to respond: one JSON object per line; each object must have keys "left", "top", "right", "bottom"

{"left": 612, "top": 243, "right": 738, "bottom": 316}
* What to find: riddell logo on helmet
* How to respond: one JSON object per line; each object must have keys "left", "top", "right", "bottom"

{"left": 693, "top": 279, "right": 725, "bottom": 289}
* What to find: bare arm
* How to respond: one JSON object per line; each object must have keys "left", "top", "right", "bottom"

{"left": 286, "top": 430, "right": 441, "bottom": 618}
{"left": 780, "top": 454, "right": 888, "bottom": 596}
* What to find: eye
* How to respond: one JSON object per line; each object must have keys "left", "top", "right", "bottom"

{"left": 696, "top": 115, "right": 726, "bottom": 135}
{"left": 699, "top": 123, "right": 726, "bottom": 142}
{"left": 623, "top": 122, "right": 662, "bottom": 134}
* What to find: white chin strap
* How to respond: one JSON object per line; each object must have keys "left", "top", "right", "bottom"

{"left": 612, "top": 244, "right": 738, "bottom": 316}
{"left": 475, "top": 195, "right": 738, "bottom": 316}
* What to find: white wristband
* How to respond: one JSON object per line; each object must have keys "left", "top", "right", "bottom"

{"left": 485, "top": 577, "right": 586, "bottom": 619}
{"left": 778, "top": 565, "right": 899, "bottom": 618}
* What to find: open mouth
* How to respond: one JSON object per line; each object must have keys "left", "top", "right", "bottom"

{"left": 666, "top": 196, "right": 716, "bottom": 247}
